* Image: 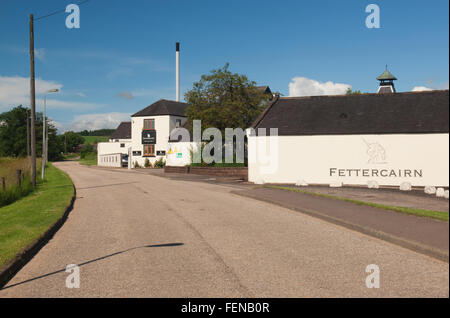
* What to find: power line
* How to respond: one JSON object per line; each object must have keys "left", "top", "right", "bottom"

{"left": 34, "top": 0, "right": 91, "bottom": 21}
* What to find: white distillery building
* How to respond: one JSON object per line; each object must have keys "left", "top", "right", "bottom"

{"left": 248, "top": 88, "right": 449, "bottom": 188}
{"left": 98, "top": 100, "right": 188, "bottom": 167}
{"left": 130, "top": 99, "right": 187, "bottom": 167}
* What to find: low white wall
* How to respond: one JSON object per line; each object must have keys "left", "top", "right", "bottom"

{"left": 248, "top": 133, "right": 449, "bottom": 187}
{"left": 166, "top": 142, "right": 197, "bottom": 166}
{"left": 98, "top": 153, "right": 122, "bottom": 167}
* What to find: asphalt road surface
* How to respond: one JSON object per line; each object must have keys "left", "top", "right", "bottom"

{"left": 1, "top": 162, "right": 448, "bottom": 297}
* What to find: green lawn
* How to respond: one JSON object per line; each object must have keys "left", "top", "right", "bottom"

{"left": 0, "top": 163, "right": 74, "bottom": 267}
{"left": 78, "top": 152, "right": 97, "bottom": 166}
{"left": 266, "top": 185, "right": 449, "bottom": 222}
{"left": 82, "top": 136, "right": 109, "bottom": 144}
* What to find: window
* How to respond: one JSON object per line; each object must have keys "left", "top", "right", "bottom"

{"left": 176, "top": 119, "right": 182, "bottom": 128}
{"left": 120, "top": 143, "right": 125, "bottom": 148}
{"left": 143, "top": 119, "right": 155, "bottom": 130}
{"left": 143, "top": 144, "right": 155, "bottom": 157}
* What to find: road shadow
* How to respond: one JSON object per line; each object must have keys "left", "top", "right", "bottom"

{"left": 0, "top": 242, "right": 183, "bottom": 291}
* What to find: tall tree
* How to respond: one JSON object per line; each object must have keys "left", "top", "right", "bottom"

{"left": 0, "top": 106, "right": 62, "bottom": 160}
{"left": 184, "top": 63, "right": 271, "bottom": 133}
{"left": 62, "top": 131, "right": 84, "bottom": 153}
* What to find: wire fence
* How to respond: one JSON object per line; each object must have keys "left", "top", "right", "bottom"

{"left": 0, "top": 158, "right": 41, "bottom": 207}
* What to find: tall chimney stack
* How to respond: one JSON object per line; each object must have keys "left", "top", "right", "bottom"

{"left": 176, "top": 42, "right": 180, "bottom": 102}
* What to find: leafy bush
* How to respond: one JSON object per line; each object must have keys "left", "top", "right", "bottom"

{"left": 144, "top": 158, "right": 152, "bottom": 168}
{"left": 189, "top": 143, "right": 246, "bottom": 167}
{"left": 80, "top": 144, "right": 95, "bottom": 159}
{"left": 134, "top": 161, "right": 141, "bottom": 168}
{"left": 154, "top": 158, "right": 165, "bottom": 168}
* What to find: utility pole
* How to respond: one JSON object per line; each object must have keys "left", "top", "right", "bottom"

{"left": 29, "top": 14, "right": 36, "bottom": 187}
{"left": 41, "top": 89, "right": 58, "bottom": 180}
{"left": 26, "top": 108, "right": 30, "bottom": 157}
{"left": 46, "top": 123, "right": 48, "bottom": 163}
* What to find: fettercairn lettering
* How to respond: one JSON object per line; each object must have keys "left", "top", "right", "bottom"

{"left": 329, "top": 168, "right": 423, "bottom": 178}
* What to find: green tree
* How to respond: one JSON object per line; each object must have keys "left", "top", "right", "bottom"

{"left": 346, "top": 88, "right": 362, "bottom": 95}
{"left": 184, "top": 63, "right": 270, "bottom": 133}
{"left": 0, "top": 105, "right": 63, "bottom": 160}
{"left": 62, "top": 131, "right": 84, "bottom": 153}
{"left": 0, "top": 105, "right": 29, "bottom": 157}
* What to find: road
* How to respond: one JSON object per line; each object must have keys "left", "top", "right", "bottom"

{"left": 0, "top": 162, "right": 448, "bottom": 297}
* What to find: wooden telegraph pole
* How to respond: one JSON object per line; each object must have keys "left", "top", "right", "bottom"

{"left": 29, "top": 14, "right": 37, "bottom": 186}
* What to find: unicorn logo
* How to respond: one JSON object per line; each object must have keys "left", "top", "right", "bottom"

{"left": 363, "top": 139, "right": 387, "bottom": 164}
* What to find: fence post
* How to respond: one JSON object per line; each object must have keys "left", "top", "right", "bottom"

{"left": 17, "top": 170, "right": 22, "bottom": 187}
{"left": 1, "top": 177, "right": 5, "bottom": 191}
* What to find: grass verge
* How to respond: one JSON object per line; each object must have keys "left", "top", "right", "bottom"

{"left": 266, "top": 185, "right": 449, "bottom": 222}
{"left": 78, "top": 152, "right": 97, "bottom": 166}
{"left": 0, "top": 163, "right": 74, "bottom": 267}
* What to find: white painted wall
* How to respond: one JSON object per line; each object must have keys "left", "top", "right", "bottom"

{"left": 98, "top": 153, "right": 122, "bottom": 167}
{"left": 130, "top": 115, "right": 186, "bottom": 166}
{"left": 248, "top": 133, "right": 449, "bottom": 187}
{"left": 98, "top": 141, "right": 130, "bottom": 155}
{"left": 166, "top": 142, "right": 198, "bottom": 166}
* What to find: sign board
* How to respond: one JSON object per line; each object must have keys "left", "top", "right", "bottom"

{"left": 157, "top": 150, "right": 166, "bottom": 156}
{"left": 142, "top": 130, "right": 156, "bottom": 144}
{"left": 132, "top": 151, "right": 142, "bottom": 156}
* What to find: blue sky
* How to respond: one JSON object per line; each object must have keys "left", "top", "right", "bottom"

{"left": 0, "top": 0, "right": 448, "bottom": 132}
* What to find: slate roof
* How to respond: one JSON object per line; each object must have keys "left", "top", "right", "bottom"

{"left": 252, "top": 90, "right": 449, "bottom": 136}
{"left": 131, "top": 99, "right": 188, "bottom": 117}
{"left": 256, "top": 86, "right": 272, "bottom": 95}
{"left": 110, "top": 122, "right": 131, "bottom": 140}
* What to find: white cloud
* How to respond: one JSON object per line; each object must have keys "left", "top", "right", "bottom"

{"left": 0, "top": 46, "right": 46, "bottom": 62}
{"left": 35, "top": 48, "right": 46, "bottom": 61}
{"left": 412, "top": 81, "right": 448, "bottom": 92}
{"left": 289, "top": 77, "right": 351, "bottom": 97}
{"left": 62, "top": 112, "right": 130, "bottom": 132}
{"left": 412, "top": 86, "right": 433, "bottom": 92}
{"left": 0, "top": 76, "right": 100, "bottom": 111}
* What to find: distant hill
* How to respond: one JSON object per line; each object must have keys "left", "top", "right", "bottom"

{"left": 76, "top": 129, "right": 115, "bottom": 137}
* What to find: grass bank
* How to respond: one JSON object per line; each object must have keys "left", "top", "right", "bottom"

{"left": 78, "top": 152, "right": 97, "bottom": 166}
{"left": 0, "top": 163, "right": 74, "bottom": 267}
{"left": 266, "top": 185, "right": 449, "bottom": 222}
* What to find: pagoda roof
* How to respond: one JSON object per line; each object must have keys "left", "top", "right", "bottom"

{"left": 377, "top": 67, "right": 397, "bottom": 81}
